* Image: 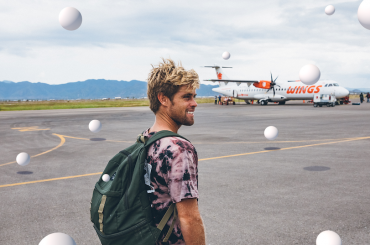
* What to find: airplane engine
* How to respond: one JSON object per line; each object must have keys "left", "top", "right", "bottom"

{"left": 253, "top": 80, "right": 271, "bottom": 89}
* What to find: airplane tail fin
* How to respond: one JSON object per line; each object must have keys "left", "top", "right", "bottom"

{"left": 202, "top": 65, "right": 232, "bottom": 87}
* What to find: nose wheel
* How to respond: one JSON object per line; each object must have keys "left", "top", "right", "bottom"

{"left": 260, "top": 100, "right": 268, "bottom": 106}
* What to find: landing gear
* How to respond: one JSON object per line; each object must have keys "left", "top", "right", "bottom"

{"left": 260, "top": 100, "right": 268, "bottom": 106}
{"left": 313, "top": 104, "right": 318, "bottom": 107}
{"left": 278, "top": 101, "right": 286, "bottom": 105}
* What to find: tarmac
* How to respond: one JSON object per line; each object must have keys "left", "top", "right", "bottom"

{"left": 0, "top": 99, "right": 370, "bottom": 245}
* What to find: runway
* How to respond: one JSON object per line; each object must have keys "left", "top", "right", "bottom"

{"left": 1, "top": 100, "right": 370, "bottom": 245}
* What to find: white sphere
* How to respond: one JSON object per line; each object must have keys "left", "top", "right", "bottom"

{"left": 316, "top": 230, "right": 341, "bottom": 245}
{"left": 325, "top": 5, "right": 335, "bottom": 15}
{"left": 39, "top": 232, "right": 76, "bottom": 245}
{"left": 299, "top": 64, "right": 321, "bottom": 85}
{"left": 59, "top": 7, "right": 82, "bottom": 31}
{"left": 358, "top": 0, "right": 370, "bottom": 30}
{"left": 264, "top": 126, "right": 278, "bottom": 140}
{"left": 16, "top": 152, "right": 30, "bottom": 166}
{"left": 89, "top": 120, "right": 102, "bottom": 133}
{"left": 222, "top": 51, "right": 230, "bottom": 60}
{"left": 102, "top": 174, "right": 110, "bottom": 182}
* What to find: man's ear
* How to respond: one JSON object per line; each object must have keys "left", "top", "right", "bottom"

{"left": 157, "top": 92, "right": 170, "bottom": 107}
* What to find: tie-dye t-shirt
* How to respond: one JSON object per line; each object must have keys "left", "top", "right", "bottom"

{"left": 143, "top": 128, "right": 199, "bottom": 245}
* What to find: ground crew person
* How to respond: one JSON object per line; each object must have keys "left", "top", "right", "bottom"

{"left": 218, "top": 95, "right": 221, "bottom": 104}
{"left": 214, "top": 95, "right": 217, "bottom": 104}
{"left": 360, "top": 93, "right": 364, "bottom": 103}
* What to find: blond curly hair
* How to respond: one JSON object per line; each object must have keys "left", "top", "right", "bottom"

{"left": 147, "top": 58, "right": 200, "bottom": 114}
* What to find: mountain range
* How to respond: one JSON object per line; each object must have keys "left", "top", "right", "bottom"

{"left": 0, "top": 80, "right": 219, "bottom": 100}
{"left": 0, "top": 80, "right": 368, "bottom": 100}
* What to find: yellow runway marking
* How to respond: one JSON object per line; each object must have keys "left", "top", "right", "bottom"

{"left": 0, "top": 172, "right": 102, "bottom": 188}
{"left": 58, "top": 134, "right": 356, "bottom": 145}
{"left": 0, "top": 134, "right": 66, "bottom": 167}
{"left": 199, "top": 136, "right": 370, "bottom": 161}
{"left": 11, "top": 126, "right": 50, "bottom": 132}
{"left": 1, "top": 135, "right": 369, "bottom": 188}
{"left": 60, "top": 134, "right": 132, "bottom": 143}
{"left": 195, "top": 137, "right": 357, "bottom": 145}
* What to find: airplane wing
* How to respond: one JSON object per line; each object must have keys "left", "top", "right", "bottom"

{"left": 203, "top": 79, "right": 259, "bottom": 87}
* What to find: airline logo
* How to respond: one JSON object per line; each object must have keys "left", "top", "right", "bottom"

{"left": 287, "top": 85, "right": 322, "bottom": 94}
{"left": 217, "top": 73, "right": 222, "bottom": 79}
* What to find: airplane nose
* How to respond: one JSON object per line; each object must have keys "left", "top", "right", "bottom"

{"left": 344, "top": 88, "right": 349, "bottom": 96}
{"left": 337, "top": 88, "right": 349, "bottom": 98}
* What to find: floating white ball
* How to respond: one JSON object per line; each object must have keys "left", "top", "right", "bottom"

{"left": 89, "top": 120, "right": 102, "bottom": 133}
{"left": 59, "top": 7, "right": 82, "bottom": 31}
{"left": 39, "top": 232, "right": 76, "bottom": 245}
{"left": 16, "top": 152, "right": 30, "bottom": 166}
{"left": 299, "top": 64, "right": 321, "bottom": 85}
{"left": 316, "top": 230, "right": 341, "bottom": 245}
{"left": 264, "top": 126, "right": 278, "bottom": 140}
{"left": 222, "top": 51, "right": 230, "bottom": 60}
{"left": 102, "top": 174, "right": 110, "bottom": 182}
{"left": 325, "top": 5, "right": 335, "bottom": 15}
{"left": 358, "top": 0, "right": 370, "bottom": 30}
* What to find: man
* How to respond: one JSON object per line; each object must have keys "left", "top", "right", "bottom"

{"left": 214, "top": 95, "right": 217, "bottom": 105}
{"left": 360, "top": 93, "right": 364, "bottom": 103}
{"left": 366, "top": 92, "right": 370, "bottom": 103}
{"left": 218, "top": 95, "right": 221, "bottom": 104}
{"left": 145, "top": 59, "right": 206, "bottom": 245}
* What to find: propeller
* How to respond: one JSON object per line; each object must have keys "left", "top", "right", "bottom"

{"left": 266, "top": 72, "right": 280, "bottom": 96}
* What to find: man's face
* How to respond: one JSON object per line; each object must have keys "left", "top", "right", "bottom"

{"left": 167, "top": 85, "right": 197, "bottom": 126}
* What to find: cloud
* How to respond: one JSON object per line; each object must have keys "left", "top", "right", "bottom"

{"left": 0, "top": 0, "right": 369, "bottom": 88}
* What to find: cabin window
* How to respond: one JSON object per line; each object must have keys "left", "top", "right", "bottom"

{"left": 334, "top": 83, "right": 339, "bottom": 86}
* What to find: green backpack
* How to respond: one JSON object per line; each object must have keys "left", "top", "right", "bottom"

{"left": 90, "top": 130, "right": 190, "bottom": 245}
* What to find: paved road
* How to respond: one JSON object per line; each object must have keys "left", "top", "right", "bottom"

{"left": 1, "top": 100, "right": 370, "bottom": 245}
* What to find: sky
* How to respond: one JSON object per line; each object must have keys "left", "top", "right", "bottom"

{"left": 0, "top": 0, "right": 370, "bottom": 88}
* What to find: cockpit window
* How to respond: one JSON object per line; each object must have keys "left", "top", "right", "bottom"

{"left": 328, "top": 84, "right": 333, "bottom": 87}
{"left": 325, "top": 84, "right": 328, "bottom": 87}
{"left": 334, "top": 83, "right": 339, "bottom": 86}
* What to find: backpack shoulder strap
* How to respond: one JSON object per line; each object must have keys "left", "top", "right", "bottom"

{"left": 144, "top": 130, "right": 190, "bottom": 147}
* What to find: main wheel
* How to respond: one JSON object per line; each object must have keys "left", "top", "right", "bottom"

{"left": 260, "top": 100, "right": 265, "bottom": 105}
{"left": 319, "top": 104, "right": 322, "bottom": 107}
{"left": 278, "top": 101, "right": 286, "bottom": 105}
{"left": 313, "top": 104, "right": 318, "bottom": 107}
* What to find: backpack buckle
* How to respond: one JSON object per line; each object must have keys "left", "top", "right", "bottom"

{"left": 136, "top": 134, "right": 148, "bottom": 144}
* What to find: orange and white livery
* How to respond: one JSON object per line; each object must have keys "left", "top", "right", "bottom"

{"left": 203, "top": 66, "right": 349, "bottom": 105}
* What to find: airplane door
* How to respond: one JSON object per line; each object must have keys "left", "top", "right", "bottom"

{"left": 233, "top": 89, "right": 238, "bottom": 98}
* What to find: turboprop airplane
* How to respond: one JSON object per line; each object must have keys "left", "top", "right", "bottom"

{"left": 203, "top": 66, "right": 349, "bottom": 105}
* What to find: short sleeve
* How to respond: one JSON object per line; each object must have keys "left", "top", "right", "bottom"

{"left": 166, "top": 138, "right": 199, "bottom": 203}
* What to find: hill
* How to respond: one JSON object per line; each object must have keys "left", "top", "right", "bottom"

{"left": 0, "top": 80, "right": 219, "bottom": 100}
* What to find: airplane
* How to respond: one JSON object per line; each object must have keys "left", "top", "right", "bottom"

{"left": 203, "top": 66, "right": 350, "bottom": 105}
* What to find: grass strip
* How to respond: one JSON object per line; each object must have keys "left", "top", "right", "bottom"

{"left": 0, "top": 98, "right": 216, "bottom": 111}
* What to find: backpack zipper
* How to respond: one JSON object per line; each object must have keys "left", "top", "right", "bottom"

{"left": 93, "top": 219, "right": 147, "bottom": 238}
